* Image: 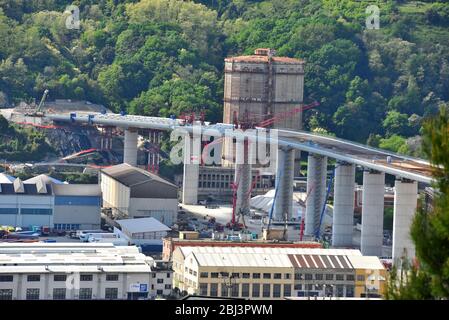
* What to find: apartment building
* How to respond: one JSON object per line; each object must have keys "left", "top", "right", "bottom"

{"left": 172, "top": 246, "right": 386, "bottom": 299}
{"left": 0, "top": 243, "right": 172, "bottom": 300}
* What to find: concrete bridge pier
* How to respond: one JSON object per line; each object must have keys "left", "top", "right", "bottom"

{"left": 305, "top": 154, "right": 328, "bottom": 237}
{"left": 234, "top": 138, "right": 252, "bottom": 216}
{"left": 124, "top": 128, "right": 138, "bottom": 166}
{"left": 182, "top": 134, "right": 200, "bottom": 205}
{"left": 393, "top": 179, "right": 418, "bottom": 266}
{"left": 273, "top": 147, "right": 295, "bottom": 221}
{"left": 332, "top": 162, "right": 356, "bottom": 247}
{"left": 361, "top": 170, "right": 385, "bottom": 256}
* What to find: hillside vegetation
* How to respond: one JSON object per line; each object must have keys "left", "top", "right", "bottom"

{"left": 1, "top": 0, "right": 449, "bottom": 156}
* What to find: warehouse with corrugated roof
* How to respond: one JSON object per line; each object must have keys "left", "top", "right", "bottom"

{"left": 100, "top": 164, "right": 178, "bottom": 226}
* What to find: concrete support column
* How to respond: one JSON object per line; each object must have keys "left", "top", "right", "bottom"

{"left": 393, "top": 179, "right": 418, "bottom": 265}
{"left": 234, "top": 139, "right": 252, "bottom": 216}
{"left": 123, "top": 128, "right": 138, "bottom": 166}
{"left": 182, "top": 134, "right": 200, "bottom": 205}
{"left": 332, "top": 163, "right": 356, "bottom": 247}
{"left": 361, "top": 170, "right": 385, "bottom": 256}
{"left": 305, "top": 154, "right": 328, "bottom": 236}
{"left": 274, "top": 147, "right": 295, "bottom": 221}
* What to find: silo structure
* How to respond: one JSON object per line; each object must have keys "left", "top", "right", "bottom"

{"left": 222, "top": 48, "right": 305, "bottom": 174}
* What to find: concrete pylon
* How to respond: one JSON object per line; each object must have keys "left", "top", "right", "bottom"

{"left": 361, "top": 170, "right": 385, "bottom": 256}
{"left": 393, "top": 179, "right": 418, "bottom": 266}
{"left": 124, "top": 128, "right": 138, "bottom": 166}
{"left": 234, "top": 138, "right": 252, "bottom": 216}
{"left": 273, "top": 147, "right": 295, "bottom": 221}
{"left": 332, "top": 163, "right": 356, "bottom": 247}
{"left": 305, "top": 154, "right": 328, "bottom": 236}
{"left": 182, "top": 134, "right": 200, "bottom": 205}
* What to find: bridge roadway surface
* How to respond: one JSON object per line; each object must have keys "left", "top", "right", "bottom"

{"left": 46, "top": 112, "right": 433, "bottom": 184}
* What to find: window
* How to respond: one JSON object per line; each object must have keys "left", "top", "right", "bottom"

{"left": 346, "top": 274, "right": 355, "bottom": 281}
{"left": 26, "top": 288, "right": 40, "bottom": 300}
{"left": 0, "top": 275, "right": 13, "bottom": 282}
{"left": 336, "top": 285, "right": 344, "bottom": 297}
{"left": 193, "top": 271, "right": 197, "bottom": 277}
{"left": 252, "top": 284, "right": 260, "bottom": 298}
{"left": 305, "top": 274, "right": 313, "bottom": 280}
{"left": 27, "top": 275, "right": 40, "bottom": 282}
{"left": 336, "top": 274, "right": 345, "bottom": 281}
{"left": 54, "top": 275, "right": 67, "bottom": 282}
{"left": 273, "top": 284, "right": 281, "bottom": 298}
{"left": 326, "top": 274, "right": 334, "bottom": 281}
{"left": 157, "top": 279, "right": 164, "bottom": 284}
{"left": 106, "top": 274, "right": 119, "bottom": 281}
{"left": 273, "top": 273, "right": 281, "bottom": 279}
{"left": 165, "top": 284, "right": 171, "bottom": 290}
{"left": 0, "top": 208, "right": 18, "bottom": 214}
{"left": 284, "top": 284, "right": 292, "bottom": 297}
{"left": 105, "top": 288, "right": 118, "bottom": 300}
{"left": 200, "top": 283, "right": 208, "bottom": 295}
{"left": 294, "top": 273, "right": 302, "bottom": 280}
{"left": 80, "top": 274, "right": 93, "bottom": 282}
{"left": 242, "top": 273, "right": 250, "bottom": 279}
{"left": 263, "top": 284, "right": 271, "bottom": 298}
{"left": 211, "top": 273, "right": 219, "bottom": 278}
{"left": 167, "top": 273, "right": 171, "bottom": 278}
{"left": 210, "top": 284, "right": 218, "bottom": 297}
{"left": 200, "top": 272, "right": 208, "bottom": 278}
{"left": 357, "top": 275, "right": 365, "bottom": 282}
{"left": 294, "top": 284, "right": 302, "bottom": 290}
{"left": 315, "top": 274, "right": 323, "bottom": 280}
{"left": 79, "top": 288, "right": 92, "bottom": 300}
{"left": 253, "top": 273, "right": 260, "bottom": 279}
{"left": 221, "top": 284, "right": 228, "bottom": 297}
{"left": 306, "top": 284, "right": 314, "bottom": 291}
{"left": 21, "top": 208, "right": 52, "bottom": 215}
{"left": 53, "top": 288, "right": 66, "bottom": 300}
{"left": 346, "top": 285, "right": 355, "bottom": 297}
{"left": 241, "top": 284, "right": 250, "bottom": 298}
{"left": 0, "top": 289, "right": 13, "bottom": 300}
{"left": 231, "top": 273, "right": 239, "bottom": 279}
{"left": 220, "top": 272, "right": 229, "bottom": 277}
{"left": 152, "top": 273, "right": 156, "bottom": 278}
{"left": 284, "top": 274, "right": 291, "bottom": 280}
{"left": 263, "top": 273, "right": 271, "bottom": 279}
{"left": 157, "top": 290, "right": 163, "bottom": 295}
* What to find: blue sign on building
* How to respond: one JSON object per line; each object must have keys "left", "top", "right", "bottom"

{"left": 140, "top": 284, "right": 148, "bottom": 292}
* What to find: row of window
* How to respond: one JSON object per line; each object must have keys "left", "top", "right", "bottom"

{"left": 199, "top": 272, "right": 291, "bottom": 280}
{"left": 53, "top": 224, "right": 81, "bottom": 230}
{"left": 199, "top": 283, "right": 289, "bottom": 298}
{"left": 0, "top": 208, "right": 52, "bottom": 215}
{"left": 0, "top": 288, "right": 118, "bottom": 300}
{"left": 0, "top": 274, "right": 119, "bottom": 282}
{"left": 294, "top": 273, "right": 355, "bottom": 281}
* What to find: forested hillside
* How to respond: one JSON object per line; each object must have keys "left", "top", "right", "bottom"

{"left": 1, "top": 0, "right": 449, "bottom": 156}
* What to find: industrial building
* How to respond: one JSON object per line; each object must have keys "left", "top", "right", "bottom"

{"left": 0, "top": 243, "right": 172, "bottom": 300}
{"left": 0, "top": 176, "right": 101, "bottom": 230}
{"left": 172, "top": 246, "right": 386, "bottom": 299}
{"left": 114, "top": 217, "right": 171, "bottom": 256}
{"left": 162, "top": 235, "right": 322, "bottom": 261}
{"left": 100, "top": 164, "right": 178, "bottom": 225}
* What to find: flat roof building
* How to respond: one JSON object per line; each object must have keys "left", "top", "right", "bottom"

{"left": 0, "top": 243, "right": 172, "bottom": 300}
{"left": 101, "top": 164, "right": 178, "bottom": 226}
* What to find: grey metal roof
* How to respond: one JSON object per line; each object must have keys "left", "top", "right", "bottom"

{"left": 116, "top": 217, "right": 171, "bottom": 234}
{"left": 52, "top": 184, "right": 101, "bottom": 196}
{"left": 102, "top": 164, "right": 178, "bottom": 199}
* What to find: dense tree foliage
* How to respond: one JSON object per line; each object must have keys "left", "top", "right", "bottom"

{"left": 387, "top": 107, "right": 449, "bottom": 299}
{"left": 1, "top": 0, "right": 449, "bottom": 156}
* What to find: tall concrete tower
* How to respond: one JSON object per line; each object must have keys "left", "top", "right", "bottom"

{"left": 222, "top": 48, "right": 305, "bottom": 174}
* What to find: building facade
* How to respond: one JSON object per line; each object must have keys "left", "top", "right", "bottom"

{"left": 101, "top": 164, "right": 178, "bottom": 226}
{"left": 172, "top": 247, "right": 386, "bottom": 299}
{"left": 0, "top": 243, "right": 172, "bottom": 300}
{"left": 0, "top": 178, "right": 101, "bottom": 230}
